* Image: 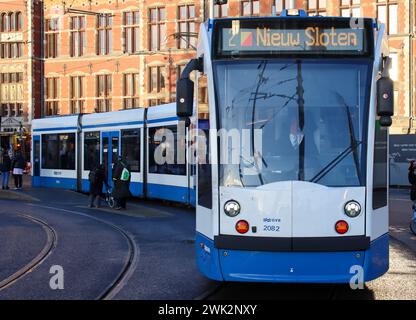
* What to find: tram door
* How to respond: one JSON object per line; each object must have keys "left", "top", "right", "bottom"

{"left": 101, "top": 131, "right": 120, "bottom": 190}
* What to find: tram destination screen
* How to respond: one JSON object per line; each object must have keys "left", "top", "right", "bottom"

{"left": 213, "top": 18, "right": 374, "bottom": 58}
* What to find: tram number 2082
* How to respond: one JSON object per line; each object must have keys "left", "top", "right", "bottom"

{"left": 263, "top": 225, "right": 280, "bottom": 232}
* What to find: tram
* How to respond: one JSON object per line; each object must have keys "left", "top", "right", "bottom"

{"left": 176, "top": 10, "right": 394, "bottom": 283}
{"left": 31, "top": 104, "right": 196, "bottom": 204}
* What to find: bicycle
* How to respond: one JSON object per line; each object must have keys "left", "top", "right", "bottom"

{"left": 105, "top": 188, "right": 116, "bottom": 209}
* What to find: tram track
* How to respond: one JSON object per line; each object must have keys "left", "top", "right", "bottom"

{"left": 0, "top": 214, "right": 58, "bottom": 292}
{"left": 27, "top": 204, "right": 139, "bottom": 300}
{"left": 95, "top": 217, "right": 139, "bottom": 300}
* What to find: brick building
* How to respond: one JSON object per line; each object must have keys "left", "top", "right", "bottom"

{"left": 0, "top": 0, "right": 42, "bottom": 153}
{"left": 42, "top": 0, "right": 199, "bottom": 116}
{"left": 0, "top": 0, "right": 414, "bottom": 141}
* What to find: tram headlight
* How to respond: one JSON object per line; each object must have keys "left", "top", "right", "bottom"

{"left": 344, "top": 201, "right": 361, "bottom": 218}
{"left": 224, "top": 200, "right": 241, "bottom": 217}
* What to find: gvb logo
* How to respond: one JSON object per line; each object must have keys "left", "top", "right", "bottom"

{"left": 49, "top": 265, "right": 64, "bottom": 290}
{"left": 349, "top": 265, "right": 364, "bottom": 290}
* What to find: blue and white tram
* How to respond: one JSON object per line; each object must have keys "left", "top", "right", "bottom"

{"left": 32, "top": 115, "right": 79, "bottom": 190}
{"left": 176, "top": 10, "right": 394, "bottom": 283}
{"left": 31, "top": 103, "right": 196, "bottom": 205}
{"left": 80, "top": 108, "right": 145, "bottom": 197}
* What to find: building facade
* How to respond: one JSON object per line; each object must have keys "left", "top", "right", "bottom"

{"left": 0, "top": 0, "right": 414, "bottom": 139}
{"left": 0, "top": 0, "right": 42, "bottom": 153}
{"left": 42, "top": 0, "right": 200, "bottom": 116}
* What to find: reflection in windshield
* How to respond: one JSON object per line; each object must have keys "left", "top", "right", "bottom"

{"left": 214, "top": 59, "right": 371, "bottom": 187}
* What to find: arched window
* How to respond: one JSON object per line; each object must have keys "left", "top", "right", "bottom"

{"left": 15, "top": 12, "right": 22, "bottom": 31}
{"left": 3, "top": 13, "right": 9, "bottom": 32}
{"left": 9, "top": 12, "right": 15, "bottom": 31}
{"left": 0, "top": 13, "right": 5, "bottom": 32}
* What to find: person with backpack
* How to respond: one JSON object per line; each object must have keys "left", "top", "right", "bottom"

{"left": 88, "top": 164, "right": 108, "bottom": 208}
{"left": 0, "top": 150, "right": 11, "bottom": 190}
{"left": 11, "top": 150, "right": 26, "bottom": 190}
{"left": 112, "top": 156, "right": 131, "bottom": 210}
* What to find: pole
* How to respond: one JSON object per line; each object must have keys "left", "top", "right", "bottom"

{"left": 19, "top": 121, "right": 24, "bottom": 157}
{"left": 209, "top": 0, "right": 214, "bottom": 19}
{"left": 168, "top": 48, "right": 173, "bottom": 102}
{"left": 297, "top": 61, "right": 305, "bottom": 181}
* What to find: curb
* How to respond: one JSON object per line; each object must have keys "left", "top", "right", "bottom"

{"left": 389, "top": 231, "right": 416, "bottom": 255}
{"left": 0, "top": 191, "right": 40, "bottom": 202}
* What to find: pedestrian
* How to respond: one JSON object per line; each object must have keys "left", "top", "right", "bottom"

{"left": 0, "top": 150, "right": 11, "bottom": 190}
{"left": 112, "top": 156, "right": 131, "bottom": 210}
{"left": 11, "top": 150, "right": 26, "bottom": 190}
{"left": 409, "top": 160, "right": 416, "bottom": 202}
{"left": 88, "top": 164, "right": 108, "bottom": 208}
{"left": 408, "top": 161, "right": 416, "bottom": 235}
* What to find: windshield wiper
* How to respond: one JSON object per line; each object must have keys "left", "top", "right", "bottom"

{"left": 310, "top": 141, "right": 362, "bottom": 184}
{"left": 336, "top": 92, "right": 363, "bottom": 184}
{"left": 310, "top": 92, "right": 363, "bottom": 184}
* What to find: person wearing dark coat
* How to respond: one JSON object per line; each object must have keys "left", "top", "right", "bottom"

{"left": 89, "top": 164, "right": 108, "bottom": 208}
{"left": 0, "top": 151, "right": 11, "bottom": 190}
{"left": 11, "top": 151, "right": 26, "bottom": 190}
{"left": 112, "top": 157, "right": 131, "bottom": 210}
{"left": 408, "top": 161, "right": 416, "bottom": 202}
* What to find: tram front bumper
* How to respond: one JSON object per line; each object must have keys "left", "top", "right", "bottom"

{"left": 196, "top": 233, "right": 389, "bottom": 283}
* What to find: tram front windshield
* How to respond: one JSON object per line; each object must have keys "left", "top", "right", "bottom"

{"left": 214, "top": 59, "right": 372, "bottom": 188}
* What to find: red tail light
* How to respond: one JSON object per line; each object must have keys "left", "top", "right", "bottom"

{"left": 335, "top": 220, "right": 349, "bottom": 234}
{"left": 236, "top": 220, "right": 249, "bottom": 234}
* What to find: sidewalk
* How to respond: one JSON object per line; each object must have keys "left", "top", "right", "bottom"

{"left": 0, "top": 174, "right": 38, "bottom": 201}
{"left": 0, "top": 174, "right": 175, "bottom": 219}
{"left": 389, "top": 188, "right": 416, "bottom": 253}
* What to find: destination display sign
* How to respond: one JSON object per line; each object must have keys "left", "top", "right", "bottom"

{"left": 214, "top": 18, "right": 373, "bottom": 58}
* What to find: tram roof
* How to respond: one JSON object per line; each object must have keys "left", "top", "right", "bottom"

{"left": 32, "top": 114, "right": 79, "bottom": 132}
{"left": 32, "top": 103, "right": 178, "bottom": 133}
{"left": 147, "top": 103, "right": 177, "bottom": 122}
{"left": 82, "top": 108, "right": 144, "bottom": 128}
{"left": 210, "top": 12, "right": 375, "bottom": 23}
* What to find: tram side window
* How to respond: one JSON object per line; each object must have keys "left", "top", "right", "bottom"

{"left": 373, "top": 122, "right": 388, "bottom": 209}
{"left": 121, "top": 129, "right": 140, "bottom": 172}
{"left": 197, "top": 73, "right": 212, "bottom": 208}
{"left": 41, "top": 133, "right": 76, "bottom": 170}
{"left": 84, "top": 131, "right": 100, "bottom": 171}
{"left": 148, "top": 125, "right": 186, "bottom": 175}
{"left": 198, "top": 125, "right": 212, "bottom": 209}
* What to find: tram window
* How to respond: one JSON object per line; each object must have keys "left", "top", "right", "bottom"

{"left": 41, "top": 133, "right": 76, "bottom": 170}
{"left": 197, "top": 72, "right": 212, "bottom": 209}
{"left": 215, "top": 60, "right": 370, "bottom": 187}
{"left": 121, "top": 129, "right": 140, "bottom": 172}
{"left": 148, "top": 125, "right": 186, "bottom": 175}
{"left": 84, "top": 131, "right": 100, "bottom": 171}
{"left": 198, "top": 125, "right": 212, "bottom": 209}
{"left": 373, "top": 122, "right": 388, "bottom": 209}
